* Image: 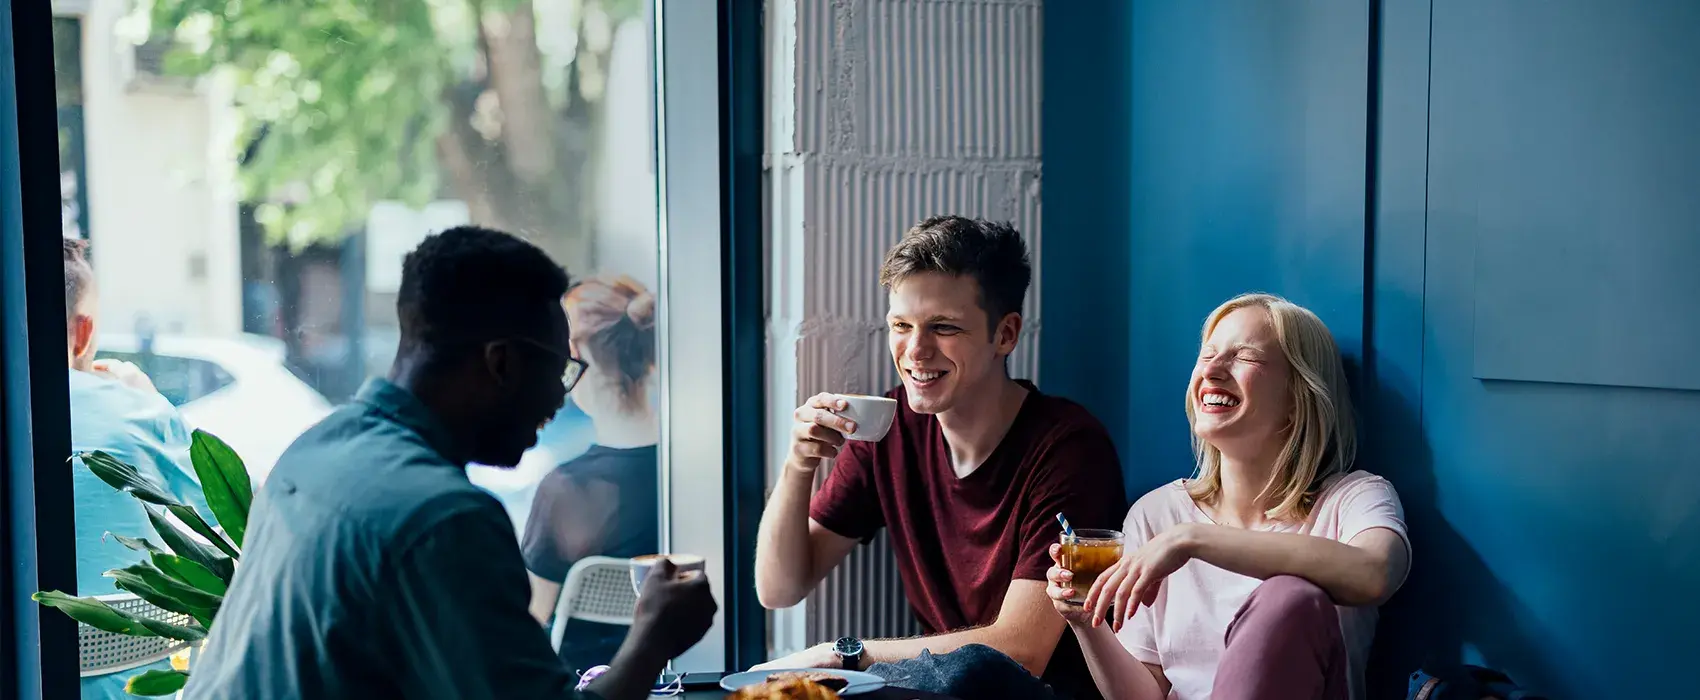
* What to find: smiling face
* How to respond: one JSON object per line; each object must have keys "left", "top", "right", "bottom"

{"left": 887, "top": 272, "right": 1020, "bottom": 416}
{"left": 1188, "top": 306, "right": 1293, "bottom": 456}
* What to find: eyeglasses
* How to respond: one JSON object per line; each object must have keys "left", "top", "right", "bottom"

{"left": 512, "top": 336, "right": 589, "bottom": 393}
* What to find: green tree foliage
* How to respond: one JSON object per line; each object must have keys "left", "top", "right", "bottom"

{"left": 148, "top": 0, "right": 644, "bottom": 267}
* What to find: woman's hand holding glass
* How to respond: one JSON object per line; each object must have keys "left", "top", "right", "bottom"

{"left": 1081, "top": 525, "right": 1198, "bottom": 633}
{"left": 1045, "top": 543, "right": 1097, "bottom": 625}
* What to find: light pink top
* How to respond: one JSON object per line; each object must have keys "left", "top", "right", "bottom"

{"left": 1113, "top": 471, "right": 1410, "bottom": 700}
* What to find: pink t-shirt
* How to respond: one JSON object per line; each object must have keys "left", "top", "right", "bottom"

{"left": 1114, "top": 471, "right": 1410, "bottom": 700}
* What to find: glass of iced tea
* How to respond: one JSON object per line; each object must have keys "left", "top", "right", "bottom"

{"left": 1058, "top": 529, "right": 1125, "bottom": 605}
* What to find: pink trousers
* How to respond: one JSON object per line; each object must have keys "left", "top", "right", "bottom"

{"left": 1212, "top": 575, "right": 1349, "bottom": 700}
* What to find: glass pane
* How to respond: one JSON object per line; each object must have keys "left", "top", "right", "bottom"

{"left": 54, "top": 16, "right": 86, "bottom": 241}
{"left": 50, "top": 0, "right": 674, "bottom": 693}
{"left": 92, "top": 349, "right": 235, "bottom": 407}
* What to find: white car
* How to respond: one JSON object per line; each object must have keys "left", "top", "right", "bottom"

{"left": 96, "top": 333, "right": 334, "bottom": 484}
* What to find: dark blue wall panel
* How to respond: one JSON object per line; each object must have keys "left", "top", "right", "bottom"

{"left": 1412, "top": 1, "right": 1700, "bottom": 696}
{"left": 1364, "top": 0, "right": 1438, "bottom": 694}
{"left": 1039, "top": 0, "right": 1132, "bottom": 457}
{"left": 1044, "top": 1, "right": 1700, "bottom": 698}
{"left": 1045, "top": 0, "right": 1370, "bottom": 501}
{"left": 1450, "top": 0, "right": 1700, "bottom": 393}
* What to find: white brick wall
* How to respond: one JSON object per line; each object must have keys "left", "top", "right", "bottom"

{"left": 765, "top": 0, "right": 1043, "bottom": 656}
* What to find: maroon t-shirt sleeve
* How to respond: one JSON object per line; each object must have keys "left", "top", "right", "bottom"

{"left": 1013, "top": 426, "right": 1127, "bottom": 581}
{"left": 809, "top": 439, "right": 884, "bottom": 542}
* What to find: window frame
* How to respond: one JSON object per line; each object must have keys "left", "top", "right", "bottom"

{"left": 653, "top": 0, "right": 768, "bottom": 672}
{"left": 713, "top": 0, "right": 769, "bottom": 673}
{"left": 4, "top": 0, "right": 768, "bottom": 694}
{"left": 2, "top": 0, "right": 83, "bottom": 696}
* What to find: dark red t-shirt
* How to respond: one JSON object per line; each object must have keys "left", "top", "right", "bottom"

{"left": 810, "top": 381, "right": 1127, "bottom": 697}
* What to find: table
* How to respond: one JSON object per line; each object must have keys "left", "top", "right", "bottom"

{"left": 677, "top": 684, "right": 958, "bottom": 699}
{"left": 678, "top": 689, "right": 956, "bottom": 700}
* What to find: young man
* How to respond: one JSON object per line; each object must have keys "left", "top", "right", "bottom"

{"left": 753, "top": 216, "right": 1128, "bottom": 699}
{"left": 185, "top": 227, "right": 716, "bottom": 700}
{"left": 63, "top": 238, "right": 211, "bottom": 700}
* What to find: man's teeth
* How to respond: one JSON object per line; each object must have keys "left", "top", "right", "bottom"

{"left": 1202, "top": 394, "right": 1240, "bottom": 407}
{"left": 909, "top": 370, "right": 943, "bottom": 382}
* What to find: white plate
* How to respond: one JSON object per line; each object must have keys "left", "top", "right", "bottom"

{"left": 719, "top": 669, "right": 887, "bottom": 695}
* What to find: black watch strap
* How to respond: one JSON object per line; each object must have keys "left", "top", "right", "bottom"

{"left": 834, "top": 637, "right": 864, "bottom": 670}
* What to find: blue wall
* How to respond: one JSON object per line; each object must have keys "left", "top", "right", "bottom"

{"left": 1042, "top": 1, "right": 1700, "bottom": 698}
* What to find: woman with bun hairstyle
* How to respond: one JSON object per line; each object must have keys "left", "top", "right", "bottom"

{"left": 522, "top": 274, "right": 661, "bottom": 672}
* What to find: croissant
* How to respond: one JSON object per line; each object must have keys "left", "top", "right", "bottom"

{"left": 726, "top": 677, "right": 842, "bottom": 700}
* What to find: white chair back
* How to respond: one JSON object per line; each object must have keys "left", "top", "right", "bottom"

{"left": 77, "top": 593, "right": 193, "bottom": 677}
{"left": 550, "top": 555, "right": 639, "bottom": 651}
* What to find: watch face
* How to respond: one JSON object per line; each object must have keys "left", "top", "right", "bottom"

{"left": 834, "top": 637, "right": 863, "bottom": 656}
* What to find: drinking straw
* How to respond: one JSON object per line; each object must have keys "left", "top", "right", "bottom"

{"left": 1056, "top": 513, "right": 1075, "bottom": 543}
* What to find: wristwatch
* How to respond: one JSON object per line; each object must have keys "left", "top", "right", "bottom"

{"left": 832, "top": 636, "right": 864, "bottom": 671}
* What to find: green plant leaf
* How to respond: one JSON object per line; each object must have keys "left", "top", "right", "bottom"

{"left": 125, "top": 669, "right": 190, "bottom": 696}
{"left": 189, "top": 430, "right": 251, "bottom": 547}
{"left": 145, "top": 506, "right": 236, "bottom": 582}
{"left": 150, "top": 552, "right": 228, "bottom": 597}
{"left": 106, "top": 563, "right": 222, "bottom": 619}
{"left": 166, "top": 504, "right": 240, "bottom": 560}
{"left": 77, "top": 451, "right": 183, "bottom": 507}
{"left": 33, "top": 591, "right": 154, "bottom": 636}
{"left": 133, "top": 617, "right": 206, "bottom": 642}
{"left": 32, "top": 591, "right": 205, "bottom": 641}
{"left": 109, "top": 562, "right": 224, "bottom": 611}
{"left": 110, "top": 533, "right": 164, "bottom": 554}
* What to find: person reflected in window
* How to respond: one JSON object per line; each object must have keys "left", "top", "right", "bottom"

{"left": 523, "top": 274, "right": 660, "bottom": 672}
{"left": 184, "top": 227, "right": 714, "bottom": 700}
{"left": 1045, "top": 294, "right": 1411, "bottom": 700}
{"left": 753, "top": 216, "right": 1128, "bottom": 700}
{"left": 62, "top": 237, "right": 212, "bottom": 700}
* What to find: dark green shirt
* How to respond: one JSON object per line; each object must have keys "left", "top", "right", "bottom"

{"left": 184, "top": 380, "right": 589, "bottom": 699}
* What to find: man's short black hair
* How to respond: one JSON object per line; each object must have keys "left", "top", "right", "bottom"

{"left": 396, "top": 226, "right": 570, "bottom": 355}
{"left": 879, "top": 215, "right": 1032, "bottom": 326}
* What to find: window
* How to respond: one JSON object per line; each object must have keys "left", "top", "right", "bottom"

{"left": 8, "top": 0, "right": 749, "bottom": 694}
{"left": 91, "top": 351, "right": 234, "bottom": 407}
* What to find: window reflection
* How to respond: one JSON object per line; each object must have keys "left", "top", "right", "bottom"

{"left": 52, "top": 0, "right": 664, "bottom": 694}
{"left": 516, "top": 275, "right": 660, "bottom": 672}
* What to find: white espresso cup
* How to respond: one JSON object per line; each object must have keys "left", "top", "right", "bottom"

{"left": 629, "top": 553, "right": 706, "bottom": 591}
{"left": 833, "top": 394, "right": 898, "bottom": 442}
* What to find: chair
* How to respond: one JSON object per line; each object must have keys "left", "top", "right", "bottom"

{"left": 77, "top": 593, "right": 194, "bottom": 677}
{"left": 550, "top": 556, "right": 639, "bottom": 651}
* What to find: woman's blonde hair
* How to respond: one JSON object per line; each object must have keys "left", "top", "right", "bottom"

{"left": 1184, "top": 293, "right": 1357, "bottom": 522}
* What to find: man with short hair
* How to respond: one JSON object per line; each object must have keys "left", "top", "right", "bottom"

{"left": 62, "top": 237, "right": 211, "bottom": 700}
{"left": 754, "top": 216, "right": 1128, "bottom": 699}
{"left": 185, "top": 226, "right": 716, "bottom": 700}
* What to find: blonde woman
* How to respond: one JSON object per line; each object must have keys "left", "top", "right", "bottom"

{"left": 1046, "top": 293, "right": 1411, "bottom": 700}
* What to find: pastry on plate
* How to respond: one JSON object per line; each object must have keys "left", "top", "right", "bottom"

{"left": 764, "top": 672, "right": 849, "bottom": 691}
{"left": 726, "top": 677, "right": 842, "bottom": 699}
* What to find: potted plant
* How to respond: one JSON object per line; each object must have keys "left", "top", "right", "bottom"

{"left": 33, "top": 429, "right": 253, "bottom": 696}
